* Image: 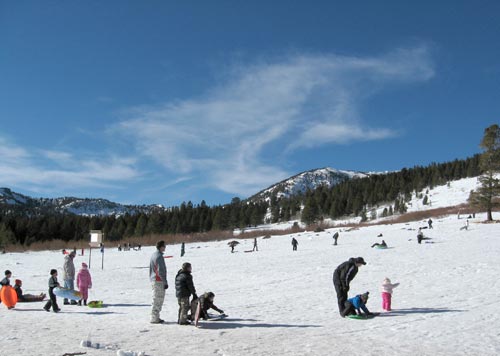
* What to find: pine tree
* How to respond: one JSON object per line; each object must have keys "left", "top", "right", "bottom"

{"left": 469, "top": 124, "right": 500, "bottom": 220}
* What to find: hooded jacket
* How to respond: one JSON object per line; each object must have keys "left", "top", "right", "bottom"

{"left": 333, "top": 258, "right": 358, "bottom": 291}
{"left": 77, "top": 267, "right": 92, "bottom": 289}
{"left": 62, "top": 255, "right": 75, "bottom": 280}
{"left": 347, "top": 294, "right": 370, "bottom": 315}
{"left": 175, "top": 269, "right": 196, "bottom": 298}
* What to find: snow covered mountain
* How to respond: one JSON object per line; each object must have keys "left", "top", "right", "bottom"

{"left": 0, "top": 187, "right": 162, "bottom": 216}
{"left": 249, "top": 167, "right": 371, "bottom": 202}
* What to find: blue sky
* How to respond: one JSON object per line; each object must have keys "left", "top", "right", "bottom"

{"left": 1, "top": 1, "right": 499, "bottom": 206}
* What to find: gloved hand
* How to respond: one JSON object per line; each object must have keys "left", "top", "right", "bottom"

{"left": 219, "top": 310, "right": 225, "bottom": 314}
{"left": 164, "top": 284, "right": 169, "bottom": 290}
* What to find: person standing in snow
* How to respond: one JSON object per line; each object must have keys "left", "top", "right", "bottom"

{"left": 62, "top": 251, "right": 77, "bottom": 305}
{"left": 291, "top": 237, "right": 298, "bottom": 251}
{"left": 43, "top": 269, "right": 61, "bottom": 312}
{"left": 76, "top": 262, "right": 92, "bottom": 306}
{"left": 333, "top": 232, "right": 339, "bottom": 245}
{"left": 428, "top": 219, "right": 433, "bottom": 229}
{"left": 175, "top": 262, "right": 197, "bottom": 325}
{"left": 381, "top": 277, "right": 400, "bottom": 311}
{"left": 332, "top": 257, "right": 366, "bottom": 316}
{"left": 181, "top": 242, "right": 185, "bottom": 257}
{"left": 149, "top": 240, "right": 168, "bottom": 324}
{"left": 253, "top": 238, "right": 258, "bottom": 252}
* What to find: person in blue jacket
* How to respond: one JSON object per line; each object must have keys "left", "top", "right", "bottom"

{"left": 341, "top": 292, "right": 372, "bottom": 317}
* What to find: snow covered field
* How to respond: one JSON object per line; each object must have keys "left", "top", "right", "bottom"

{"left": 1, "top": 212, "right": 500, "bottom": 356}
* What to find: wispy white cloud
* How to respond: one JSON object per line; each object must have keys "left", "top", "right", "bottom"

{"left": 115, "top": 45, "right": 434, "bottom": 196}
{"left": 0, "top": 137, "right": 141, "bottom": 194}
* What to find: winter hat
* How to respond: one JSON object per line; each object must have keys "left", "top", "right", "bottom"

{"left": 206, "top": 292, "right": 215, "bottom": 298}
{"left": 14, "top": 279, "right": 22, "bottom": 285}
{"left": 355, "top": 257, "right": 367, "bottom": 265}
{"left": 82, "top": 262, "right": 88, "bottom": 268}
{"left": 361, "top": 291, "right": 370, "bottom": 301}
{"left": 182, "top": 262, "right": 192, "bottom": 271}
{"left": 383, "top": 277, "right": 391, "bottom": 284}
{"left": 50, "top": 269, "right": 57, "bottom": 275}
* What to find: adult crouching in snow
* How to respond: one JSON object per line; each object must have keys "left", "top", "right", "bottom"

{"left": 175, "top": 262, "right": 197, "bottom": 325}
{"left": 149, "top": 240, "right": 168, "bottom": 324}
{"left": 62, "top": 251, "right": 77, "bottom": 305}
{"left": 332, "top": 257, "right": 366, "bottom": 316}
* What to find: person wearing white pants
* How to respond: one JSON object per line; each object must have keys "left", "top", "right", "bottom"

{"left": 149, "top": 240, "right": 168, "bottom": 324}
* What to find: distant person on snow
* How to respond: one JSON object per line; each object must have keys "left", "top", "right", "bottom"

{"left": 417, "top": 228, "right": 431, "bottom": 244}
{"left": 333, "top": 232, "right": 339, "bottom": 245}
{"left": 291, "top": 238, "right": 299, "bottom": 251}
{"left": 371, "top": 240, "right": 387, "bottom": 248}
{"left": 341, "top": 292, "right": 372, "bottom": 317}
{"left": 181, "top": 242, "right": 185, "bottom": 257}
{"left": 381, "top": 277, "right": 400, "bottom": 311}
{"left": 228, "top": 241, "right": 239, "bottom": 253}
{"left": 149, "top": 240, "right": 168, "bottom": 324}
{"left": 43, "top": 269, "right": 61, "bottom": 313}
{"left": 428, "top": 219, "right": 433, "bottom": 229}
{"left": 62, "top": 251, "right": 77, "bottom": 305}
{"left": 253, "top": 238, "right": 258, "bottom": 252}
{"left": 333, "top": 257, "right": 366, "bottom": 316}
{"left": 76, "top": 262, "right": 92, "bottom": 306}
{"left": 190, "top": 291, "right": 225, "bottom": 321}
{"left": 175, "top": 262, "right": 197, "bottom": 325}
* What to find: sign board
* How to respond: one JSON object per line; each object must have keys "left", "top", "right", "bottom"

{"left": 89, "top": 230, "right": 103, "bottom": 247}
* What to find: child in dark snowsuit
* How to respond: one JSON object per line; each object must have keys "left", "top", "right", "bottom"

{"left": 1, "top": 269, "right": 12, "bottom": 287}
{"left": 341, "top": 292, "right": 371, "bottom": 317}
{"left": 0, "top": 270, "right": 12, "bottom": 304}
{"left": 44, "top": 269, "right": 61, "bottom": 312}
{"left": 190, "top": 292, "right": 225, "bottom": 321}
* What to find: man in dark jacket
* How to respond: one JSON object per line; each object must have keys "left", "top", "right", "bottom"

{"left": 332, "top": 257, "right": 366, "bottom": 316}
{"left": 175, "top": 262, "right": 197, "bottom": 325}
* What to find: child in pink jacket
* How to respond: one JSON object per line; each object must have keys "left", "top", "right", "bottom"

{"left": 76, "top": 262, "right": 92, "bottom": 306}
{"left": 381, "top": 277, "right": 399, "bottom": 311}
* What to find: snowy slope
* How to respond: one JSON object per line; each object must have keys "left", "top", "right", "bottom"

{"left": 0, "top": 188, "right": 162, "bottom": 216}
{"left": 1, "top": 212, "right": 499, "bottom": 356}
{"left": 249, "top": 167, "right": 370, "bottom": 202}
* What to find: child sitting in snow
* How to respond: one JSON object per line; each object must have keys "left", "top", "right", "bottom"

{"left": 76, "top": 262, "right": 92, "bottom": 306}
{"left": 341, "top": 292, "right": 372, "bottom": 317}
{"left": 13, "top": 279, "right": 46, "bottom": 302}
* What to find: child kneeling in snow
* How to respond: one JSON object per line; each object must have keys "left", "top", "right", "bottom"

{"left": 190, "top": 292, "right": 225, "bottom": 321}
{"left": 341, "top": 292, "right": 371, "bottom": 317}
{"left": 76, "top": 262, "right": 92, "bottom": 306}
{"left": 381, "top": 277, "right": 399, "bottom": 311}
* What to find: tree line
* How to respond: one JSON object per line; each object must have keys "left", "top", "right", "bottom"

{"left": 0, "top": 147, "right": 495, "bottom": 248}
